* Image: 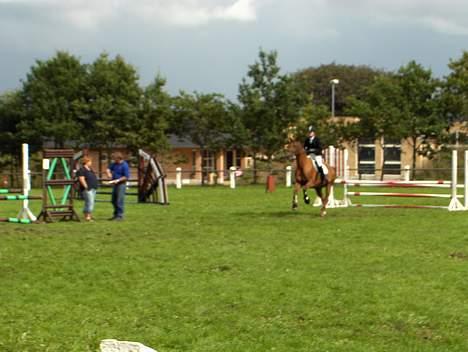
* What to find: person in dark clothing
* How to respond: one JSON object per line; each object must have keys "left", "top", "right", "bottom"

{"left": 304, "top": 125, "right": 327, "bottom": 182}
{"left": 77, "top": 157, "right": 99, "bottom": 221}
{"left": 106, "top": 152, "right": 130, "bottom": 221}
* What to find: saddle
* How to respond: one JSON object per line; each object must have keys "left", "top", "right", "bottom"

{"left": 306, "top": 155, "right": 329, "bottom": 175}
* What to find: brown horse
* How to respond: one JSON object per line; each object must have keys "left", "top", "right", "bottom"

{"left": 288, "top": 140, "right": 336, "bottom": 217}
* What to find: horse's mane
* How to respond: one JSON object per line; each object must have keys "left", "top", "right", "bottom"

{"left": 290, "top": 140, "right": 306, "bottom": 156}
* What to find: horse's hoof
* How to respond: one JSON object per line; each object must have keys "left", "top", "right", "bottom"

{"left": 304, "top": 196, "right": 310, "bottom": 204}
{"left": 320, "top": 211, "right": 327, "bottom": 217}
{"left": 292, "top": 204, "right": 298, "bottom": 210}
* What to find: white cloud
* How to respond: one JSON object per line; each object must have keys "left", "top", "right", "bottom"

{"left": 130, "top": 0, "right": 258, "bottom": 26}
{"left": 1, "top": 0, "right": 467, "bottom": 35}
{"left": 0, "top": 0, "right": 259, "bottom": 29}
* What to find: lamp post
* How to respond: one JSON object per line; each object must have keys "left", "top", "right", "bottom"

{"left": 330, "top": 79, "right": 339, "bottom": 117}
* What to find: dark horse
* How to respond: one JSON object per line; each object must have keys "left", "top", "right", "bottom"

{"left": 288, "top": 140, "right": 336, "bottom": 217}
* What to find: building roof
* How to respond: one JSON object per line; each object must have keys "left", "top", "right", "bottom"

{"left": 168, "top": 134, "right": 199, "bottom": 148}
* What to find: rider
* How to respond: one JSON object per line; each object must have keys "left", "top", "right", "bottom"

{"left": 304, "top": 125, "right": 327, "bottom": 183}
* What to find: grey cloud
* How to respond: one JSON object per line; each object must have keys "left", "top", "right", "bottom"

{"left": 0, "top": 0, "right": 466, "bottom": 97}
{"left": 326, "top": 0, "right": 468, "bottom": 36}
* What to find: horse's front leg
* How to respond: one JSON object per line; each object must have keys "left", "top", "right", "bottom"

{"left": 303, "top": 189, "right": 310, "bottom": 204}
{"left": 312, "top": 186, "right": 326, "bottom": 217}
{"left": 292, "top": 183, "right": 301, "bottom": 210}
{"left": 317, "top": 186, "right": 329, "bottom": 217}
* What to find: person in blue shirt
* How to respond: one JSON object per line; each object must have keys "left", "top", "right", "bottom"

{"left": 106, "top": 152, "right": 130, "bottom": 221}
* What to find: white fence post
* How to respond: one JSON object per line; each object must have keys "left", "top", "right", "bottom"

{"left": 285, "top": 166, "right": 292, "bottom": 187}
{"left": 403, "top": 165, "right": 410, "bottom": 181}
{"left": 175, "top": 167, "right": 182, "bottom": 189}
{"left": 229, "top": 166, "right": 236, "bottom": 189}
{"left": 329, "top": 145, "right": 335, "bottom": 167}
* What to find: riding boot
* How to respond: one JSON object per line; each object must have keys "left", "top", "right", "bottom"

{"left": 319, "top": 167, "right": 326, "bottom": 184}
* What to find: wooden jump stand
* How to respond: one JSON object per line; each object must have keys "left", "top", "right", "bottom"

{"left": 37, "top": 149, "right": 80, "bottom": 222}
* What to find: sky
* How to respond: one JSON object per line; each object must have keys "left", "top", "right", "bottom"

{"left": 0, "top": 0, "right": 467, "bottom": 99}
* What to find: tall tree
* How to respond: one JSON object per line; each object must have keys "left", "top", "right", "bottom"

{"left": 130, "top": 75, "right": 171, "bottom": 154}
{"left": 172, "top": 91, "right": 231, "bottom": 184}
{"left": 346, "top": 74, "right": 405, "bottom": 178}
{"left": 396, "top": 61, "right": 445, "bottom": 175}
{"left": 295, "top": 63, "right": 387, "bottom": 116}
{"left": 0, "top": 91, "right": 24, "bottom": 176}
{"left": 19, "top": 51, "right": 88, "bottom": 148}
{"left": 294, "top": 101, "right": 347, "bottom": 148}
{"left": 238, "top": 49, "right": 307, "bottom": 180}
{"left": 347, "top": 61, "right": 445, "bottom": 179}
{"left": 440, "top": 51, "right": 468, "bottom": 124}
{"left": 172, "top": 91, "right": 230, "bottom": 150}
{"left": 85, "top": 53, "right": 142, "bottom": 150}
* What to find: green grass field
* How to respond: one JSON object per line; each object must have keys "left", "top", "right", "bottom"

{"left": 1, "top": 185, "right": 468, "bottom": 352}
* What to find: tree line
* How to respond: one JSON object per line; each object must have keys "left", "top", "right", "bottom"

{"left": 0, "top": 49, "right": 467, "bottom": 174}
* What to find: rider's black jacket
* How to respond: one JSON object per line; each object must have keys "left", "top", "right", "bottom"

{"left": 304, "top": 136, "right": 323, "bottom": 155}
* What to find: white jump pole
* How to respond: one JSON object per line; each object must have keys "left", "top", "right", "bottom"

{"left": 285, "top": 166, "right": 292, "bottom": 187}
{"left": 326, "top": 146, "right": 337, "bottom": 207}
{"left": 175, "top": 167, "right": 182, "bottom": 189}
{"left": 17, "top": 143, "right": 37, "bottom": 221}
{"left": 465, "top": 150, "right": 468, "bottom": 209}
{"left": 343, "top": 149, "right": 351, "bottom": 207}
{"left": 446, "top": 150, "right": 464, "bottom": 211}
{"left": 229, "top": 166, "right": 236, "bottom": 189}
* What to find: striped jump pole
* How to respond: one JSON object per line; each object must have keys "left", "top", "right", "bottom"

{"left": 352, "top": 204, "right": 448, "bottom": 210}
{"left": 0, "top": 195, "right": 42, "bottom": 201}
{"left": 342, "top": 182, "right": 465, "bottom": 189}
{"left": 347, "top": 192, "right": 461, "bottom": 199}
{"left": 0, "top": 189, "right": 23, "bottom": 194}
{"left": 0, "top": 217, "right": 34, "bottom": 224}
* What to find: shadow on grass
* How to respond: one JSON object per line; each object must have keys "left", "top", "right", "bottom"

{"left": 233, "top": 209, "right": 342, "bottom": 219}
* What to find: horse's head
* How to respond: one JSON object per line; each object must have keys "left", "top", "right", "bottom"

{"left": 287, "top": 140, "right": 304, "bottom": 156}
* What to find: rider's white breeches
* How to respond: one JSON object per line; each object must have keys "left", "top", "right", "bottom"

{"left": 307, "top": 154, "right": 328, "bottom": 175}
{"left": 315, "top": 155, "right": 323, "bottom": 167}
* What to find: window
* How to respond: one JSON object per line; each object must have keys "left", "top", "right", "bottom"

{"left": 202, "top": 150, "right": 215, "bottom": 172}
{"left": 358, "top": 138, "right": 375, "bottom": 175}
{"left": 383, "top": 139, "right": 401, "bottom": 175}
{"left": 226, "top": 151, "right": 234, "bottom": 169}
{"left": 236, "top": 151, "right": 242, "bottom": 168}
{"left": 226, "top": 150, "right": 243, "bottom": 169}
